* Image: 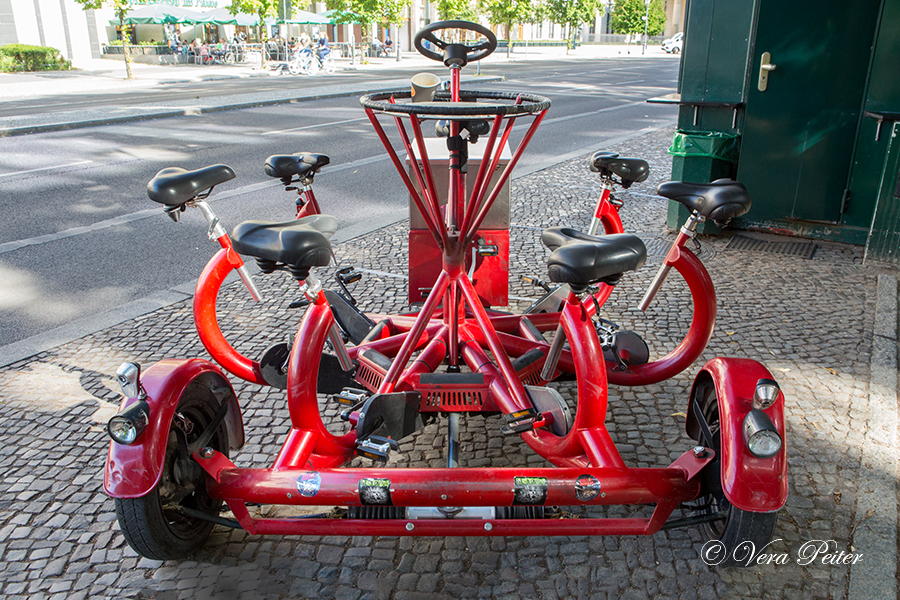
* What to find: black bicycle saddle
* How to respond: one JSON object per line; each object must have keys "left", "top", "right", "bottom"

{"left": 147, "top": 164, "right": 236, "bottom": 206}
{"left": 231, "top": 217, "right": 334, "bottom": 277}
{"left": 657, "top": 179, "right": 751, "bottom": 225}
{"left": 589, "top": 153, "right": 649, "bottom": 189}
{"left": 543, "top": 227, "right": 647, "bottom": 287}
{"left": 264, "top": 153, "right": 330, "bottom": 183}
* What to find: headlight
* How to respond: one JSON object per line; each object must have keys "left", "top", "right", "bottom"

{"left": 743, "top": 408, "right": 782, "bottom": 458}
{"left": 116, "top": 362, "right": 144, "bottom": 399}
{"left": 753, "top": 378, "right": 780, "bottom": 410}
{"left": 107, "top": 400, "right": 150, "bottom": 445}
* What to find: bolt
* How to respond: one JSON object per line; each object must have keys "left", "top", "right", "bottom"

{"left": 287, "top": 493, "right": 293, "bottom": 499}
{"left": 405, "top": 522, "right": 414, "bottom": 531}
{"left": 600, "top": 492, "right": 606, "bottom": 498}
{"left": 198, "top": 447, "right": 215, "bottom": 459}
{"left": 484, "top": 522, "right": 493, "bottom": 531}
{"left": 693, "top": 446, "right": 707, "bottom": 458}
{"left": 441, "top": 494, "right": 447, "bottom": 500}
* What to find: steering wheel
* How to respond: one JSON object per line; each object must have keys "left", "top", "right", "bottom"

{"left": 414, "top": 20, "right": 497, "bottom": 67}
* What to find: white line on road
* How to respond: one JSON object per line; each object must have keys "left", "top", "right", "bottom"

{"left": 0, "top": 160, "right": 93, "bottom": 179}
{"left": 262, "top": 117, "right": 369, "bottom": 135}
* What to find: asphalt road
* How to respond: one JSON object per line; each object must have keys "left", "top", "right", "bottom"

{"left": 0, "top": 57, "right": 679, "bottom": 351}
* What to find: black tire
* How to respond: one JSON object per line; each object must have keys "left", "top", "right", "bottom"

{"left": 693, "top": 385, "right": 778, "bottom": 567}
{"left": 114, "top": 383, "right": 229, "bottom": 560}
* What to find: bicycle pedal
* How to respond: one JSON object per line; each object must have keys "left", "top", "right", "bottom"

{"left": 337, "top": 266, "right": 362, "bottom": 285}
{"left": 501, "top": 407, "right": 540, "bottom": 436}
{"left": 521, "top": 274, "right": 552, "bottom": 293}
{"left": 289, "top": 299, "right": 310, "bottom": 309}
{"left": 356, "top": 435, "right": 399, "bottom": 463}
{"left": 334, "top": 388, "right": 369, "bottom": 406}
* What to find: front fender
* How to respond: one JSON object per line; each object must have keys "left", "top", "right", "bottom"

{"left": 686, "top": 358, "right": 788, "bottom": 512}
{"left": 103, "top": 358, "right": 243, "bottom": 499}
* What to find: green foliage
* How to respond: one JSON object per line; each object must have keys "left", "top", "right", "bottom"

{"left": 478, "top": 0, "right": 532, "bottom": 30}
{"left": 325, "top": 0, "right": 411, "bottom": 40}
{"left": 0, "top": 44, "right": 71, "bottom": 72}
{"left": 545, "top": 0, "right": 604, "bottom": 48}
{"left": 436, "top": 0, "right": 478, "bottom": 21}
{"left": 608, "top": 0, "right": 666, "bottom": 36}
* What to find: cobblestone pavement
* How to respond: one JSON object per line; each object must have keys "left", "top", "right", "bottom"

{"left": 0, "top": 125, "right": 897, "bottom": 599}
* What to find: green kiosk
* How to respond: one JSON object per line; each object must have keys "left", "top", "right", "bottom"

{"left": 664, "top": 0, "right": 900, "bottom": 264}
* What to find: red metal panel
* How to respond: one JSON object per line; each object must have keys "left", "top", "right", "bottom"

{"left": 409, "top": 230, "right": 509, "bottom": 306}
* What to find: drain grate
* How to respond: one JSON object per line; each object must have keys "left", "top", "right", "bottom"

{"left": 725, "top": 235, "right": 818, "bottom": 259}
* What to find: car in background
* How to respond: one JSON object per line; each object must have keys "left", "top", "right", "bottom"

{"left": 662, "top": 32, "right": 683, "bottom": 54}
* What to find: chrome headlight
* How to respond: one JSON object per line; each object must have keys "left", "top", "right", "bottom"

{"left": 743, "top": 409, "right": 782, "bottom": 458}
{"left": 107, "top": 399, "right": 150, "bottom": 445}
{"left": 116, "top": 362, "right": 144, "bottom": 399}
{"left": 753, "top": 378, "right": 780, "bottom": 410}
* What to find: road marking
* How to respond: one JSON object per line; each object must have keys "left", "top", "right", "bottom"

{"left": 262, "top": 117, "right": 369, "bottom": 135}
{"left": 0, "top": 160, "right": 92, "bottom": 179}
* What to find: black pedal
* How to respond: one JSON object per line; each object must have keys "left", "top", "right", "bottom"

{"left": 336, "top": 266, "right": 362, "bottom": 306}
{"left": 337, "top": 266, "right": 362, "bottom": 285}
{"left": 334, "top": 388, "right": 369, "bottom": 406}
{"left": 288, "top": 299, "right": 310, "bottom": 309}
{"left": 356, "top": 435, "right": 400, "bottom": 463}
{"left": 501, "top": 407, "right": 540, "bottom": 436}
{"left": 476, "top": 238, "right": 499, "bottom": 257}
{"left": 521, "top": 274, "right": 553, "bottom": 293}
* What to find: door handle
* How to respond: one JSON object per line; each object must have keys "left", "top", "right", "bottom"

{"left": 758, "top": 52, "right": 776, "bottom": 92}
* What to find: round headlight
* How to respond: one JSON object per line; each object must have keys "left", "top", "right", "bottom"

{"left": 108, "top": 416, "right": 139, "bottom": 445}
{"left": 107, "top": 400, "right": 149, "bottom": 445}
{"left": 747, "top": 428, "right": 783, "bottom": 458}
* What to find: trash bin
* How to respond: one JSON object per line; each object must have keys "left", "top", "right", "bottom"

{"left": 667, "top": 130, "right": 741, "bottom": 232}
{"left": 668, "top": 130, "right": 740, "bottom": 163}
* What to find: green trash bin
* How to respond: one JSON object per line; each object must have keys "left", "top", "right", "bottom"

{"left": 668, "top": 130, "right": 740, "bottom": 163}
{"left": 667, "top": 130, "right": 741, "bottom": 231}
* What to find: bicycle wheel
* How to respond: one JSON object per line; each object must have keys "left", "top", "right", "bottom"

{"left": 306, "top": 57, "right": 320, "bottom": 76}
{"left": 693, "top": 385, "right": 779, "bottom": 567}
{"left": 323, "top": 58, "right": 336, "bottom": 75}
{"left": 114, "top": 383, "right": 230, "bottom": 560}
{"left": 224, "top": 52, "right": 235, "bottom": 64}
{"left": 288, "top": 58, "right": 303, "bottom": 76}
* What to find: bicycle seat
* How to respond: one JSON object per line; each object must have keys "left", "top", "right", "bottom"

{"left": 543, "top": 227, "right": 646, "bottom": 286}
{"left": 264, "top": 153, "right": 330, "bottom": 182}
{"left": 231, "top": 217, "right": 334, "bottom": 276}
{"left": 589, "top": 153, "right": 649, "bottom": 189}
{"left": 657, "top": 179, "right": 751, "bottom": 225}
{"left": 147, "top": 164, "right": 236, "bottom": 206}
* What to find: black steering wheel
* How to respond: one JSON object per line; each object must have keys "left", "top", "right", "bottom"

{"left": 414, "top": 20, "right": 497, "bottom": 67}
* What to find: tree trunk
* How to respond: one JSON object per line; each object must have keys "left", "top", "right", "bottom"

{"left": 506, "top": 21, "right": 512, "bottom": 58}
{"left": 118, "top": 12, "right": 134, "bottom": 80}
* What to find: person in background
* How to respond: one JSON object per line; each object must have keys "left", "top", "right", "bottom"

{"left": 384, "top": 35, "right": 393, "bottom": 54}
{"left": 317, "top": 32, "right": 330, "bottom": 62}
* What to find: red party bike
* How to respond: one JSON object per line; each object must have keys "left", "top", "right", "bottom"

{"left": 103, "top": 21, "right": 787, "bottom": 568}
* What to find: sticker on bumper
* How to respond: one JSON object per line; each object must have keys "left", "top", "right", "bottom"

{"left": 513, "top": 476, "right": 548, "bottom": 505}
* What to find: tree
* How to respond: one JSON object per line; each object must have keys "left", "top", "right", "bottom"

{"left": 228, "top": 0, "right": 284, "bottom": 42}
{"left": 73, "top": 0, "right": 134, "bottom": 79}
{"left": 608, "top": 0, "right": 666, "bottom": 41}
{"left": 436, "top": 0, "right": 478, "bottom": 21}
{"left": 479, "top": 0, "right": 533, "bottom": 58}
{"left": 325, "top": 0, "right": 411, "bottom": 45}
{"left": 546, "top": 0, "right": 604, "bottom": 53}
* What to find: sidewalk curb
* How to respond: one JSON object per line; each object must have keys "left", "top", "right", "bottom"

{"left": 0, "top": 75, "right": 505, "bottom": 138}
{"left": 849, "top": 273, "right": 899, "bottom": 600}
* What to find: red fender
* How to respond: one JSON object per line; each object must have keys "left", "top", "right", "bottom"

{"left": 686, "top": 358, "right": 788, "bottom": 512}
{"left": 103, "top": 358, "right": 243, "bottom": 499}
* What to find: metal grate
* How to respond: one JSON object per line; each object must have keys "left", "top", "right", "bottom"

{"left": 354, "top": 360, "right": 385, "bottom": 392}
{"left": 725, "top": 235, "right": 818, "bottom": 259}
